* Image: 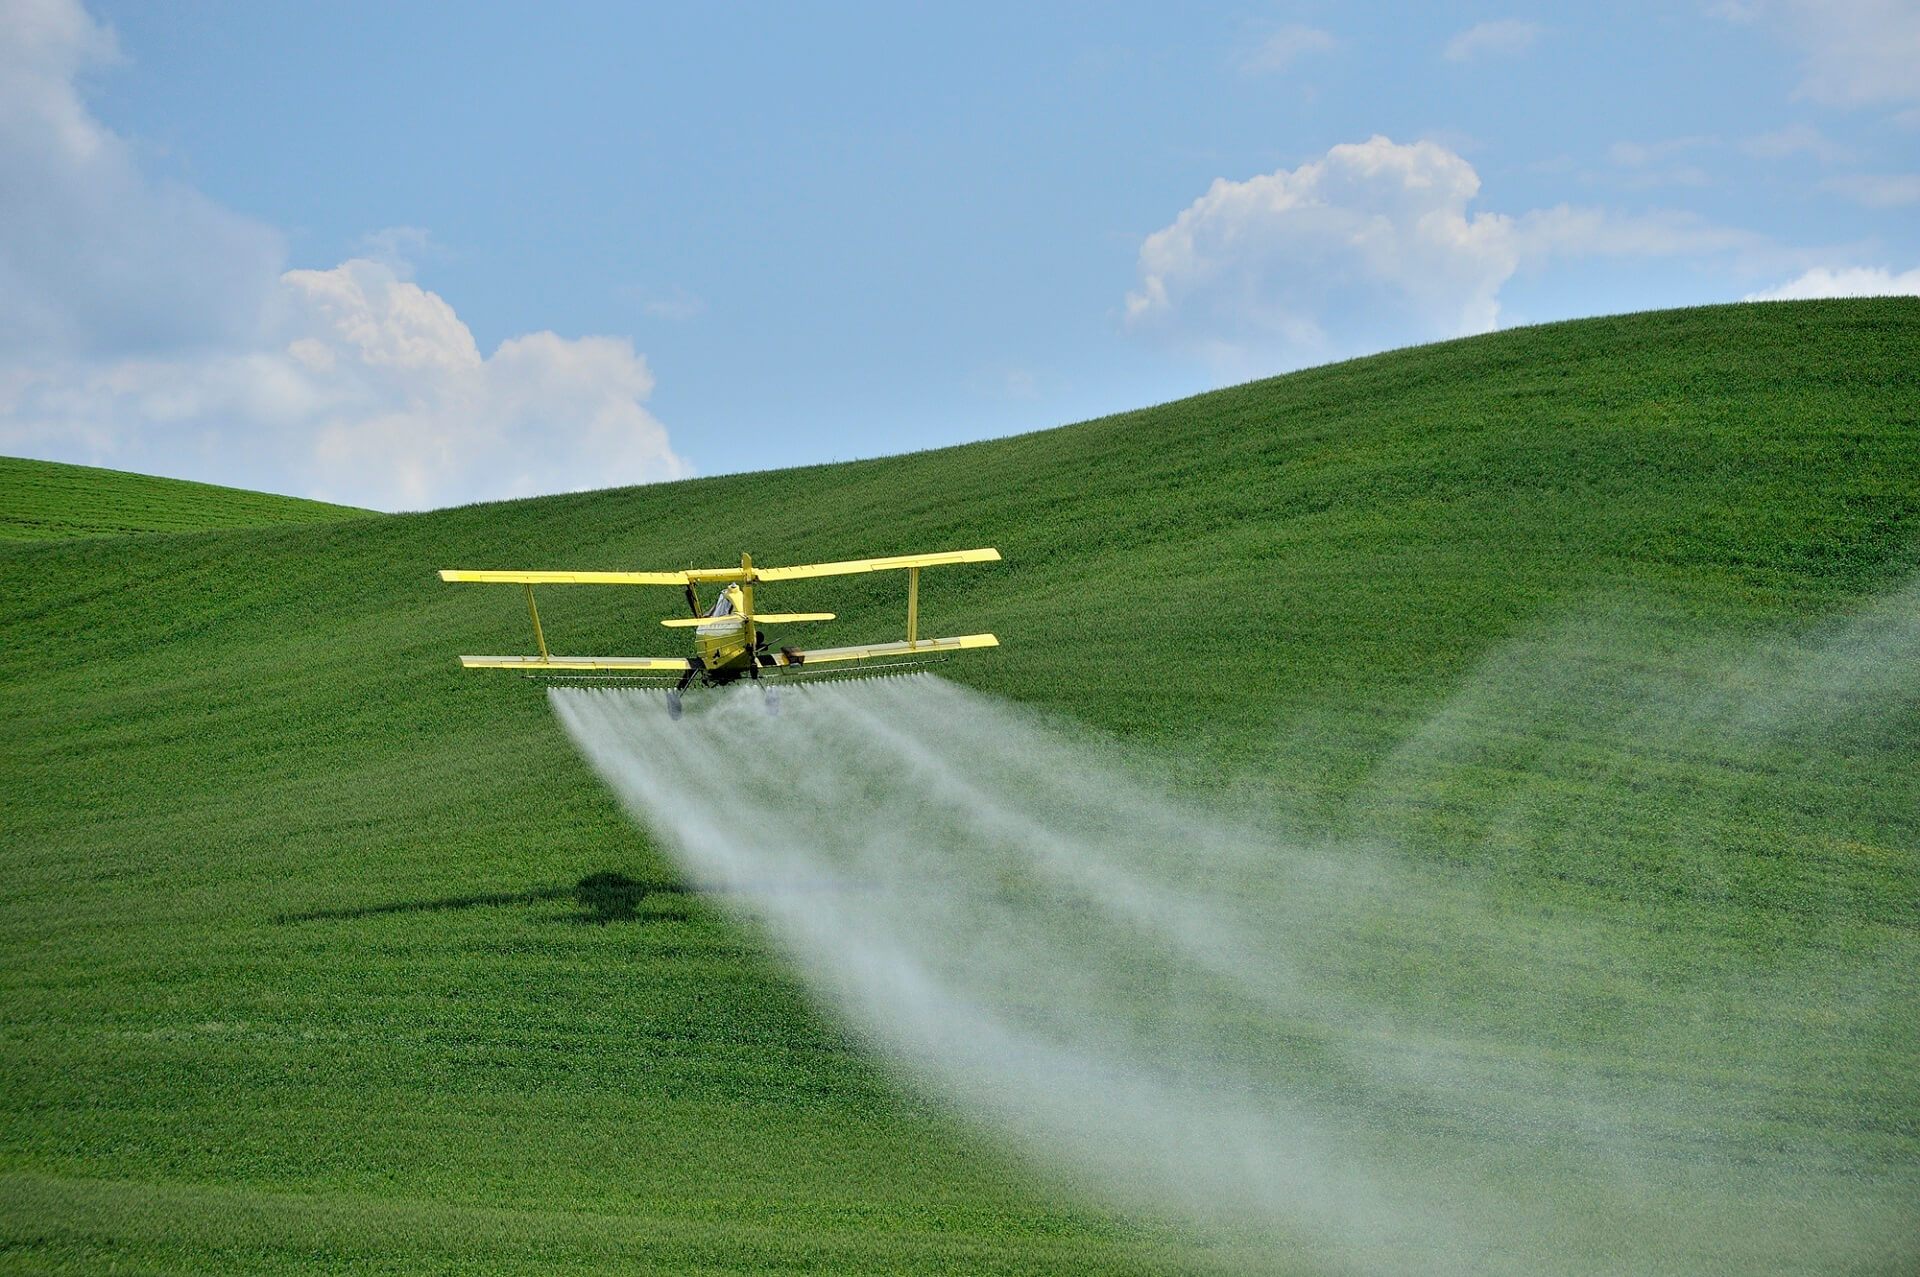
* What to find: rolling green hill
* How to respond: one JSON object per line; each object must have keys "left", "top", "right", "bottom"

{"left": 0, "top": 455, "right": 372, "bottom": 540}
{"left": 2, "top": 298, "right": 1916, "bottom": 1273}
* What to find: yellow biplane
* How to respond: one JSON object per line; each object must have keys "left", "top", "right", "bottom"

{"left": 438, "top": 547, "right": 1000, "bottom": 717}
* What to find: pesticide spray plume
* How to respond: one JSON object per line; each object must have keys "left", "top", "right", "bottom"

{"left": 550, "top": 582, "right": 1919, "bottom": 1275}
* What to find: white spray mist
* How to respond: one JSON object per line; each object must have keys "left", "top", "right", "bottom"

{"left": 550, "top": 585, "right": 1919, "bottom": 1276}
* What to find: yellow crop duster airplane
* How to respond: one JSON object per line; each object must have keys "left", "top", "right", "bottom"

{"left": 439, "top": 547, "right": 1000, "bottom": 718}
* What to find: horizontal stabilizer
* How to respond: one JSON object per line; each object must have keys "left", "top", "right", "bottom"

{"left": 458, "top": 655, "right": 693, "bottom": 671}
{"left": 660, "top": 611, "right": 834, "bottom": 628}
{"left": 794, "top": 633, "right": 998, "bottom": 665}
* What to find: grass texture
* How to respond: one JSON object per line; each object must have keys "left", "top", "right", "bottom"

{"left": 0, "top": 456, "right": 372, "bottom": 541}
{"left": 1, "top": 298, "right": 1915, "bottom": 1273}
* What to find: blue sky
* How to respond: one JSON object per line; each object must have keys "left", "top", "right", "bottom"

{"left": 3, "top": 1, "right": 1915, "bottom": 510}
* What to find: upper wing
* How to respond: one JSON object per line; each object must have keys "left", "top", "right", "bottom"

{"left": 439, "top": 569, "right": 689, "bottom": 585}
{"left": 754, "top": 548, "right": 1000, "bottom": 582}
{"left": 440, "top": 549, "right": 1000, "bottom": 586}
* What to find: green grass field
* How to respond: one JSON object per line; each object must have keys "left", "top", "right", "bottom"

{"left": 2, "top": 298, "right": 1915, "bottom": 1273}
{"left": 0, "top": 456, "right": 371, "bottom": 540}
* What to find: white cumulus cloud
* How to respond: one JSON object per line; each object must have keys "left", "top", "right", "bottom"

{"left": 1124, "top": 137, "right": 1521, "bottom": 372}
{"left": 0, "top": 0, "right": 689, "bottom": 511}
{"left": 1125, "top": 136, "right": 1763, "bottom": 375}
{"left": 2, "top": 259, "right": 689, "bottom": 510}
{"left": 1742, "top": 266, "right": 1920, "bottom": 300}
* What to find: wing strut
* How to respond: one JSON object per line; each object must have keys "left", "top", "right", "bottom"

{"left": 907, "top": 567, "right": 919, "bottom": 648}
{"left": 741, "top": 552, "right": 758, "bottom": 679}
{"left": 524, "top": 585, "right": 550, "bottom": 663}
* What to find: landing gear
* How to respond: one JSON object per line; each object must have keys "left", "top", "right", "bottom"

{"left": 667, "top": 665, "right": 699, "bottom": 721}
{"left": 747, "top": 628, "right": 781, "bottom": 715}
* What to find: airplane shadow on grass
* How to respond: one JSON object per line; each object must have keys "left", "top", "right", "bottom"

{"left": 276, "top": 871, "right": 700, "bottom": 926}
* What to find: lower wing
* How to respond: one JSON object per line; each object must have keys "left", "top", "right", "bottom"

{"left": 457, "top": 655, "right": 693, "bottom": 671}
{"left": 454, "top": 633, "right": 996, "bottom": 672}
{"left": 785, "top": 633, "right": 998, "bottom": 666}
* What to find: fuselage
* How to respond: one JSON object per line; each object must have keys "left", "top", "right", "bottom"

{"left": 693, "top": 583, "right": 756, "bottom": 681}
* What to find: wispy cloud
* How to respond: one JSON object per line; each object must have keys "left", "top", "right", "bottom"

{"left": 1606, "top": 136, "right": 1716, "bottom": 188}
{"left": 641, "top": 287, "right": 706, "bottom": 322}
{"left": 354, "top": 226, "right": 439, "bottom": 277}
{"left": 1817, "top": 173, "right": 1920, "bottom": 207}
{"left": 1786, "top": 0, "right": 1920, "bottom": 106}
{"left": 1740, "top": 123, "right": 1853, "bottom": 163}
{"left": 1716, "top": 0, "right": 1920, "bottom": 107}
{"left": 1237, "top": 22, "right": 1337, "bottom": 74}
{"left": 1441, "top": 19, "right": 1540, "bottom": 62}
{"left": 1609, "top": 137, "right": 1715, "bottom": 167}
{"left": 0, "top": 0, "right": 282, "bottom": 359}
{"left": 1513, "top": 205, "right": 1764, "bottom": 259}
